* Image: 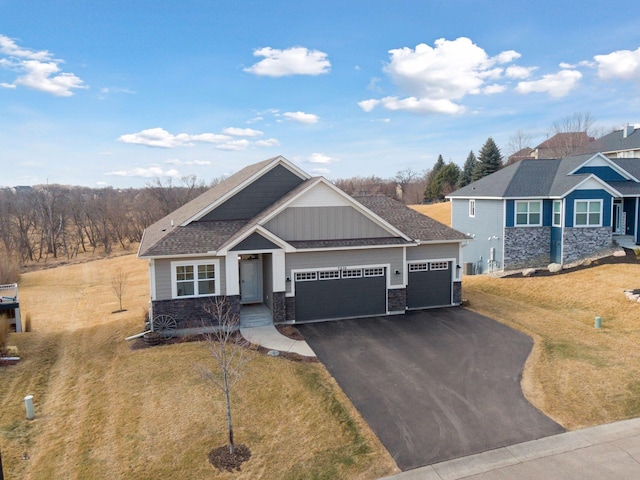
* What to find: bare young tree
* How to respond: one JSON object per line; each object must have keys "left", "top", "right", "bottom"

{"left": 110, "top": 267, "right": 129, "bottom": 312}
{"left": 196, "top": 297, "right": 255, "bottom": 456}
{"left": 505, "top": 129, "right": 533, "bottom": 158}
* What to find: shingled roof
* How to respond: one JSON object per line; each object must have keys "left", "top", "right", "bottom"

{"left": 578, "top": 125, "right": 640, "bottom": 155}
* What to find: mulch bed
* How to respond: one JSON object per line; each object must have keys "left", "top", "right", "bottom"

{"left": 208, "top": 444, "right": 251, "bottom": 472}
{"left": 504, "top": 248, "right": 640, "bottom": 278}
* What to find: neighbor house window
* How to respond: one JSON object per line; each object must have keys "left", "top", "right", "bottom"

{"left": 469, "top": 199, "right": 475, "bottom": 217}
{"left": 553, "top": 200, "right": 562, "bottom": 227}
{"left": 172, "top": 260, "right": 219, "bottom": 298}
{"left": 574, "top": 200, "right": 602, "bottom": 227}
{"left": 515, "top": 200, "right": 542, "bottom": 226}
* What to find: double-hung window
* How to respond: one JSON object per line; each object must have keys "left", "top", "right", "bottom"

{"left": 552, "top": 200, "right": 562, "bottom": 227}
{"left": 172, "top": 260, "right": 219, "bottom": 298}
{"left": 574, "top": 200, "right": 602, "bottom": 227}
{"left": 515, "top": 200, "right": 542, "bottom": 226}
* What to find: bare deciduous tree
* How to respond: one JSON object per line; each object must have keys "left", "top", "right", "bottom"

{"left": 110, "top": 267, "right": 129, "bottom": 312}
{"left": 196, "top": 298, "right": 255, "bottom": 455}
{"left": 505, "top": 129, "right": 533, "bottom": 158}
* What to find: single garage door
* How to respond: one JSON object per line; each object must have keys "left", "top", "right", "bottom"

{"left": 407, "top": 261, "right": 452, "bottom": 309}
{"left": 294, "top": 267, "right": 387, "bottom": 322}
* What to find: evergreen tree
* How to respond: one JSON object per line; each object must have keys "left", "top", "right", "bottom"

{"left": 457, "top": 150, "right": 477, "bottom": 188}
{"left": 423, "top": 155, "right": 445, "bottom": 202}
{"left": 431, "top": 162, "right": 462, "bottom": 200}
{"left": 472, "top": 137, "right": 503, "bottom": 181}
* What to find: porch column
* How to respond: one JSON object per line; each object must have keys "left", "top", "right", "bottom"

{"left": 272, "top": 250, "right": 286, "bottom": 292}
{"left": 226, "top": 252, "right": 240, "bottom": 296}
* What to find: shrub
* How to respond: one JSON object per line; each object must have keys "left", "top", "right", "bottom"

{"left": 634, "top": 247, "right": 640, "bottom": 257}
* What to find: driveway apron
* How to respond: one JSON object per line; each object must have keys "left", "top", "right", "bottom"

{"left": 298, "top": 308, "right": 564, "bottom": 471}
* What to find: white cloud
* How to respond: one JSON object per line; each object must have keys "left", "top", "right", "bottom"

{"left": 482, "top": 84, "right": 506, "bottom": 94}
{"left": 216, "top": 139, "right": 250, "bottom": 151}
{"left": 505, "top": 65, "right": 536, "bottom": 79}
{"left": 244, "top": 46, "right": 331, "bottom": 77}
{"left": 516, "top": 69, "right": 582, "bottom": 98}
{"left": 222, "top": 127, "right": 263, "bottom": 136}
{"left": 594, "top": 46, "right": 640, "bottom": 80}
{"left": 363, "top": 37, "right": 521, "bottom": 115}
{"left": 118, "top": 128, "right": 231, "bottom": 148}
{"left": 308, "top": 153, "right": 338, "bottom": 165}
{"left": 0, "top": 35, "right": 86, "bottom": 96}
{"left": 246, "top": 116, "right": 263, "bottom": 124}
{"left": 165, "top": 159, "right": 211, "bottom": 166}
{"left": 255, "top": 138, "right": 280, "bottom": 147}
{"left": 106, "top": 166, "right": 180, "bottom": 178}
{"left": 283, "top": 111, "right": 319, "bottom": 124}
{"left": 310, "top": 167, "right": 330, "bottom": 175}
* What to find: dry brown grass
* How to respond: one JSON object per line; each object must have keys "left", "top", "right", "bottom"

{"left": 409, "top": 202, "right": 452, "bottom": 226}
{"left": 463, "top": 263, "right": 640, "bottom": 429}
{"left": 0, "top": 255, "right": 398, "bottom": 479}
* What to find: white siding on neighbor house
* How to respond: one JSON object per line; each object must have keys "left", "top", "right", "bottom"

{"left": 451, "top": 198, "right": 505, "bottom": 273}
{"left": 285, "top": 248, "right": 405, "bottom": 293}
{"left": 154, "top": 256, "right": 227, "bottom": 300}
{"left": 265, "top": 206, "right": 390, "bottom": 241}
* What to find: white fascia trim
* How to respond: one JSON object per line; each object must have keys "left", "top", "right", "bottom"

{"left": 182, "top": 156, "right": 311, "bottom": 225}
{"left": 562, "top": 174, "right": 623, "bottom": 198}
{"left": 567, "top": 152, "right": 637, "bottom": 181}
{"left": 292, "top": 243, "right": 416, "bottom": 253}
{"left": 447, "top": 195, "right": 505, "bottom": 200}
{"left": 217, "top": 225, "right": 295, "bottom": 255}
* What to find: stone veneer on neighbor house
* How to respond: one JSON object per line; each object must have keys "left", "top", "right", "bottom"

{"left": 504, "top": 227, "right": 551, "bottom": 270}
{"left": 562, "top": 227, "right": 612, "bottom": 263}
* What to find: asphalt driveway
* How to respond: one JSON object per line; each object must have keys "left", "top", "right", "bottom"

{"left": 297, "top": 308, "right": 565, "bottom": 471}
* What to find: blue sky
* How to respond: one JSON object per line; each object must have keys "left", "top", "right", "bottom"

{"left": 1, "top": 0, "right": 640, "bottom": 188}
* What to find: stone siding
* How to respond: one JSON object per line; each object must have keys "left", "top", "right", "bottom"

{"left": 152, "top": 295, "right": 240, "bottom": 329}
{"left": 504, "top": 227, "right": 551, "bottom": 270}
{"left": 285, "top": 296, "right": 296, "bottom": 322}
{"left": 562, "top": 227, "right": 612, "bottom": 263}
{"left": 272, "top": 292, "right": 286, "bottom": 324}
{"left": 388, "top": 288, "right": 407, "bottom": 312}
{"left": 453, "top": 282, "right": 462, "bottom": 304}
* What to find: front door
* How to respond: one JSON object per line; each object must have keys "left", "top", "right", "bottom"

{"left": 240, "top": 258, "right": 261, "bottom": 304}
{"left": 613, "top": 200, "right": 623, "bottom": 235}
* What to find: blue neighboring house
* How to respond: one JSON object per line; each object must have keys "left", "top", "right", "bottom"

{"left": 447, "top": 152, "right": 640, "bottom": 273}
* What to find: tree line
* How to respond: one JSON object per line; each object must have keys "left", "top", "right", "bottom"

{"left": 0, "top": 176, "right": 210, "bottom": 269}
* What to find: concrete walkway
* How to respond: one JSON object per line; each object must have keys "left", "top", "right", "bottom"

{"left": 381, "top": 417, "right": 640, "bottom": 480}
{"left": 240, "top": 324, "right": 316, "bottom": 357}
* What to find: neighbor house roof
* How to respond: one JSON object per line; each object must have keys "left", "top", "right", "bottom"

{"left": 533, "top": 132, "right": 595, "bottom": 159}
{"left": 578, "top": 125, "right": 640, "bottom": 155}
{"left": 447, "top": 154, "right": 633, "bottom": 200}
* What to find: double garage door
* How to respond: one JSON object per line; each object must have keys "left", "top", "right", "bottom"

{"left": 406, "top": 261, "right": 452, "bottom": 309}
{"left": 293, "top": 261, "right": 453, "bottom": 322}
{"left": 294, "top": 267, "right": 387, "bottom": 322}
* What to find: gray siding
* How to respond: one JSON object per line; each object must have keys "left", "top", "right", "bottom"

{"left": 452, "top": 198, "right": 504, "bottom": 273}
{"left": 154, "top": 256, "right": 227, "bottom": 300}
{"left": 285, "top": 248, "right": 405, "bottom": 291}
{"left": 265, "top": 206, "right": 390, "bottom": 241}
{"left": 407, "top": 243, "right": 459, "bottom": 262}
{"left": 201, "top": 164, "right": 304, "bottom": 221}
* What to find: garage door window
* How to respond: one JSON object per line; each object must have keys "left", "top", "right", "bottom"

{"left": 364, "top": 267, "right": 384, "bottom": 277}
{"left": 429, "top": 262, "right": 449, "bottom": 270}
{"left": 409, "top": 263, "right": 428, "bottom": 272}
{"left": 342, "top": 268, "right": 363, "bottom": 278}
{"left": 295, "top": 272, "right": 317, "bottom": 282}
{"left": 318, "top": 270, "right": 340, "bottom": 280}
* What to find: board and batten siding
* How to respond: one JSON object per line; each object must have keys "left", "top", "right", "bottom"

{"left": 153, "top": 256, "right": 227, "bottom": 300}
{"left": 285, "top": 248, "right": 404, "bottom": 292}
{"left": 265, "top": 206, "right": 390, "bottom": 241}
{"left": 200, "top": 164, "right": 304, "bottom": 221}
{"left": 451, "top": 198, "right": 504, "bottom": 272}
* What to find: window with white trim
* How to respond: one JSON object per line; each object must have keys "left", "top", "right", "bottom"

{"left": 574, "top": 200, "right": 602, "bottom": 227}
{"left": 318, "top": 270, "right": 340, "bottom": 280}
{"left": 552, "top": 200, "right": 562, "bottom": 227}
{"left": 342, "top": 268, "right": 363, "bottom": 278}
{"left": 295, "top": 271, "right": 317, "bottom": 282}
{"left": 469, "top": 199, "right": 476, "bottom": 217}
{"left": 429, "top": 261, "right": 449, "bottom": 270}
{"left": 172, "top": 260, "right": 219, "bottom": 298}
{"left": 364, "top": 267, "right": 384, "bottom": 277}
{"left": 408, "top": 263, "right": 428, "bottom": 272}
{"left": 515, "top": 200, "right": 542, "bottom": 226}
